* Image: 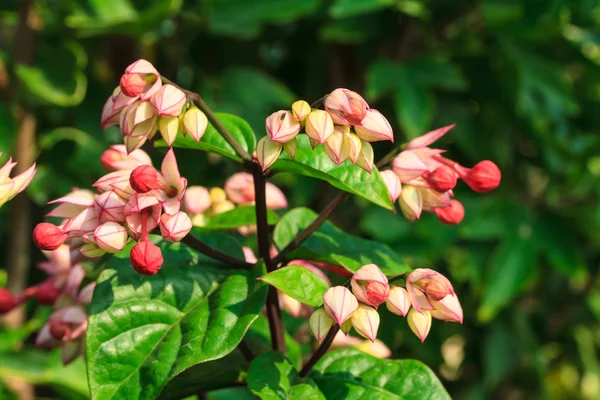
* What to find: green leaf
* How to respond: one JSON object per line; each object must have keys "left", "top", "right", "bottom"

{"left": 274, "top": 208, "right": 409, "bottom": 275}
{"left": 311, "top": 349, "right": 450, "bottom": 399}
{"left": 245, "top": 316, "right": 303, "bottom": 370}
{"left": 271, "top": 136, "right": 393, "bottom": 210}
{"left": 203, "top": 206, "right": 279, "bottom": 231}
{"left": 248, "top": 351, "right": 325, "bottom": 400}
{"left": 86, "top": 237, "right": 268, "bottom": 400}
{"left": 329, "top": 0, "right": 395, "bottom": 18}
{"left": 260, "top": 265, "right": 330, "bottom": 307}
{"left": 164, "top": 113, "right": 256, "bottom": 163}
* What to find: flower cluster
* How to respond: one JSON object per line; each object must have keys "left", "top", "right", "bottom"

{"left": 309, "top": 264, "right": 462, "bottom": 343}
{"left": 32, "top": 146, "right": 192, "bottom": 276}
{"left": 101, "top": 59, "right": 208, "bottom": 152}
{"left": 382, "top": 125, "right": 501, "bottom": 224}
{"left": 0, "top": 153, "right": 36, "bottom": 208}
{"left": 258, "top": 89, "right": 394, "bottom": 172}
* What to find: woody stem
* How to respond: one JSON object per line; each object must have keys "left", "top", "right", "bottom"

{"left": 181, "top": 235, "right": 254, "bottom": 269}
{"left": 299, "top": 325, "right": 340, "bottom": 378}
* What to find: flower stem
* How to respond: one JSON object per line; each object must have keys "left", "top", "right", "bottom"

{"left": 253, "top": 166, "right": 286, "bottom": 353}
{"left": 180, "top": 234, "right": 254, "bottom": 269}
{"left": 160, "top": 75, "right": 254, "bottom": 166}
{"left": 299, "top": 325, "right": 340, "bottom": 378}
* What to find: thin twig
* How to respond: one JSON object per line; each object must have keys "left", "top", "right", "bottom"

{"left": 237, "top": 340, "right": 255, "bottom": 363}
{"left": 181, "top": 235, "right": 254, "bottom": 269}
{"left": 299, "top": 325, "right": 340, "bottom": 378}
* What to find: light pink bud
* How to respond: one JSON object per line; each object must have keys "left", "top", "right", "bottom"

{"left": 356, "top": 141, "right": 374, "bottom": 174}
{"left": 123, "top": 59, "right": 162, "bottom": 100}
{"left": 279, "top": 293, "right": 309, "bottom": 318}
{"left": 324, "top": 126, "right": 350, "bottom": 166}
{"left": 150, "top": 84, "right": 186, "bottom": 117}
{"left": 94, "top": 222, "right": 128, "bottom": 253}
{"left": 434, "top": 200, "right": 464, "bottom": 225}
{"left": 183, "top": 186, "right": 211, "bottom": 215}
{"left": 380, "top": 170, "right": 402, "bottom": 203}
{"left": 94, "top": 170, "right": 135, "bottom": 199}
{"left": 430, "top": 294, "right": 463, "bottom": 323}
{"left": 291, "top": 100, "right": 311, "bottom": 122}
{"left": 182, "top": 106, "right": 208, "bottom": 142}
{"left": 351, "top": 304, "right": 380, "bottom": 342}
{"left": 350, "top": 264, "right": 389, "bottom": 308}
{"left": 305, "top": 110, "right": 334, "bottom": 143}
{"left": 120, "top": 73, "right": 145, "bottom": 98}
{"left": 159, "top": 211, "right": 192, "bottom": 242}
{"left": 324, "top": 89, "right": 369, "bottom": 126}
{"left": 266, "top": 110, "right": 301, "bottom": 144}
{"left": 63, "top": 206, "right": 101, "bottom": 235}
{"left": 265, "top": 182, "right": 288, "bottom": 210}
{"left": 354, "top": 109, "right": 394, "bottom": 142}
{"left": 124, "top": 133, "right": 149, "bottom": 154}
{"left": 386, "top": 286, "right": 411, "bottom": 316}
{"left": 420, "top": 187, "right": 451, "bottom": 211}
{"left": 399, "top": 185, "right": 422, "bottom": 222}
{"left": 343, "top": 132, "right": 362, "bottom": 164}
{"left": 309, "top": 308, "right": 333, "bottom": 343}
{"left": 424, "top": 166, "right": 457, "bottom": 192}
{"left": 283, "top": 137, "right": 298, "bottom": 160}
{"left": 100, "top": 145, "right": 152, "bottom": 172}
{"left": 392, "top": 151, "right": 429, "bottom": 183}
{"left": 94, "top": 191, "right": 126, "bottom": 223}
{"left": 407, "top": 268, "right": 454, "bottom": 302}
{"left": 407, "top": 309, "right": 432, "bottom": 342}
{"left": 257, "top": 136, "right": 283, "bottom": 171}
{"left": 158, "top": 116, "right": 180, "bottom": 146}
{"left": 323, "top": 286, "right": 359, "bottom": 326}
{"left": 224, "top": 172, "right": 254, "bottom": 204}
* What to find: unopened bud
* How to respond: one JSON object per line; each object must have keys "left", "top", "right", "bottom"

{"left": 430, "top": 294, "right": 463, "bottom": 324}
{"left": 323, "top": 286, "right": 359, "bottom": 326}
{"left": 159, "top": 211, "right": 192, "bottom": 242}
{"left": 324, "top": 126, "right": 350, "bottom": 166}
{"left": 130, "top": 239, "right": 164, "bottom": 275}
{"left": 266, "top": 110, "right": 300, "bottom": 144}
{"left": 257, "top": 136, "right": 283, "bottom": 171}
{"left": 120, "top": 73, "right": 145, "bottom": 98}
{"left": 283, "top": 137, "right": 298, "bottom": 160}
{"left": 95, "top": 191, "right": 127, "bottom": 223}
{"left": 182, "top": 106, "right": 208, "bottom": 142}
{"left": 407, "top": 309, "right": 432, "bottom": 342}
{"left": 350, "top": 264, "right": 389, "bottom": 308}
{"left": 158, "top": 116, "right": 180, "bottom": 146}
{"left": 130, "top": 165, "right": 159, "bottom": 193}
{"left": 343, "top": 132, "right": 363, "bottom": 164}
{"left": 291, "top": 100, "right": 311, "bottom": 123}
{"left": 434, "top": 200, "right": 464, "bottom": 225}
{"left": 424, "top": 166, "right": 457, "bottom": 192}
{"left": 350, "top": 304, "right": 380, "bottom": 342}
{"left": 385, "top": 286, "right": 411, "bottom": 317}
{"left": 354, "top": 109, "right": 394, "bottom": 142}
{"left": 380, "top": 170, "right": 402, "bottom": 203}
{"left": 0, "top": 288, "right": 17, "bottom": 314}
{"left": 35, "top": 281, "right": 59, "bottom": 306}
{"left": 462, "top": 160, "right": 501, "bottom": 193}
{"left": 309, "top": 308, "right": 334, "bottom": 343}
{"left": 33, "top": 223, "right": 67, "bottom": 251}
{"left": 324, "top": 89, "right": 369, "bottom": 126}
{"left": 94, "top": 222, "right": 128, "bottom": 253}
{"left": 183, "top": 186, "right": 211, "bottom": 215}
{"left": 398, "top": 185, "right": 422, "bottom": 222}
{"left": 150, "top": 84, "right": 186, "bottom": 117}
{"left": 305, "top": 110, "right": 334, "bottom": 144}
{"left": 356, "top": 142, "right": 374, "bottom": 174}
{"left": 340, "top": 319, "right": 353, "bottom": 335}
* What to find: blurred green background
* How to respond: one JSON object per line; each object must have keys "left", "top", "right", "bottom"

{"left": 1, "top": 0, "right": 600, "bottom": 399}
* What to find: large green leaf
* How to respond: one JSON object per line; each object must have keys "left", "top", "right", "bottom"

{"left": 163, "top": 113, "right": 256, "bottom": 163}
{"left": 329, "top": 0, "right": 395, "bottom": 18}
{"left": 260, "top": 266, "right": 330, "bottom": 307}
{"left": 86, "top": 237, "right": 268, "bottom": 400}
{"left": 203, "top": 206, "right": 279, "bottom": 231}
{"left": 311, "top": 349, "right": 450, "bottom": 399}
{"left": 248, "top": 351, "right": 325, "bottom": 400}
{"left": 274, "top": 208, "right": 409, "bottom": 275}
{"left": 245, "top": 316, "right": 303, "bottom": 370}
{"left": 271, "top": 136, "right": 393, "bottom": 210}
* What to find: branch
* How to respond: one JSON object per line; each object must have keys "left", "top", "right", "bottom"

{"left": 299, "top": 325, "right": 340, "bottom": 378}
{"left": 160, "top": 75, "right": 254, "bottom": 166}
{"left": 253, "top": 167, "right": 287, "bottom": 353}
{"left": 180, "top": 235, "right": 254, "bottom": 269}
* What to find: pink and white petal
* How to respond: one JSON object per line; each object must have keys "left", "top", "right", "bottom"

{"left": 406, "top": 124, "right": 455, "bottom": 149}
{"left": 160, "top": 148, "right": 181, "bottom": 185}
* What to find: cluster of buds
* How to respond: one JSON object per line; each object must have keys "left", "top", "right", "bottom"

{"left": 381, "top": 125, "right": 501, "bottom": 224}
{"left": 309, "top": 265, "right": 462, "bottom": 343}
{"left": 32, "top": 146, "right": 193, "bottom": 276}
{"left": 101, "top": 59, "right": 208, "bottom": 152}
{"left": 0, "top": 152, "right": 36, "bottom": 208}
{"left": 258, "top": 89, "right": 394, "bottom": 172}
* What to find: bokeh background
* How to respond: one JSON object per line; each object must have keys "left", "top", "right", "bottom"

{"left": 1, "top": 0, "right": 600, "bottom": 399}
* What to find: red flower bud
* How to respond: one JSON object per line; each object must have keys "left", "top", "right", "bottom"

{"left": 434, "top": 200, "right": 465, "bottom": 225}
{"left": 49, "top": 320, "right": 71, "bottom": 341}
{"left": 463, "top": 160, "right": 501, "bottom": 193}
{"left": 33, "top": 223, "right": 67, "bottom": 251}
{"left": 130, "top": 239, "right": 163, "bottom": 275}
{"left": 129, "top": 165, "right": 159, "bottom": 193}
{"left": 0, "top": 288, "right": 17, "bottom": 314}
{"left": 35, "top": 281, "right": 59, "bottom": 306}
{"left": 119, "top": 73, "right": 145, "bottom": 98}
{"left": 424, "top": 166, "right": 457, "bottom": 192}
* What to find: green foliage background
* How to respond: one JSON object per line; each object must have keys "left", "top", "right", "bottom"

{"left": 1, "top": 0, "right": 600, "bottom": 398}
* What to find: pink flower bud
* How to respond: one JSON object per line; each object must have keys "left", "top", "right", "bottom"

{"left": 183, "top": 186, "right": 211, "bottom": 215}
{"left": 130, "top": 165, "right": 160, "bottom": 194}
{"left": 343, "top": 132, "right": 363, "bottom": 164}
{"left": 324, "top": 89, "right": 369, "bottom": 126}
{"left": 354, "top": 339, "right": 392, "bottom": 359}
{"left": 460, "top": 160, "right": 501, "bottom": 193}
{"left": 100, "top": 145, "right": 152, "bottom": 172}
{"left": 33, "top": 223, "right": 67, "bottom": 251}
{"left": 292, "top": 100, "right": 311, "bottom": 122}
{"left": 380, "top": 170, "right": 402, "bottom": 203}
{"left": 350, "top": 264, "right": 389, "bottom": 308}
{"left": 309, "top": 308, "right": 333, "bottom": 343}
{"left": 121, "top": 101, "right": 157, "bottom": 137}
{"left": 122, "top": 59, "right": 162, "bottom": 100}
{"left": 283, "top": 137, "right": 298, "bottom": 160}
{"left": 430, "top": 294, "right": 463, "bottom": 323}
{"left": 95, "top": 191, "right": 127, "bottom": 223}
{"left": 257, "top": 136, "right": 283, "bottom": 171}
{"left": 62, "top": 206, "right": 101, "bottom": 236}
{"left": 354, "top": 109, "right": 394, "bottom": 142}
{"left": 407, "top": 309, "right": 432, "bottom": 342}
{"left": 305, "top": 110, "right": 334, "bottom": 144}
{"left": 159, "top": 211, "right": 192, "bottom": 242}
{"left": 424, "top": 165, "right": 457, "bottom": 192}
{"left": 323, "top": 286, "right": 359, "bottom": 326}
{"left": 158, "top": 116, "right": 180, "bottom": 146}
{"left": 124, "top": 133, "right": 149, "bottom": 154}
{"left": 406, "top": 269, "right": 455, "bottom": 313}
{"left": 182, "top": 106, "right": 208, "bottom": 142}
{"left": 94, "top": 170, "right": 135, "bottom": 199}
{"left": 150, "top": 84, "right": 186, "bottom": 117}
{"left": 398, "top": 185, "right": 422, "bottom": 222}
{"left": 94, "top": 222, "right": 128, "bottom": 253}
{"left": 266, "top": 110, "right": 301, "bottom": 144}
{"left": 386, "top": 286, "right": 411, "bottom": 316}
{"left": 111, "top": 86, "right": 138, "bottom": 112}
{"left": 434, "top": 200, "right": 465, "bottom": 225}
{"left": 356, "top": 141, "right": 374, "bottom": 174}
{"left": 350, "top": 304, "right": 380, "bottom": 342}
{"left": 35, "top": 281, "right": 59, "bottom": 306}
{"left": 120, "top": 73, "right": 146, "bottom": 98}
{"left": 130, "top": 239, "right": 163, "bottom": 275}
{"left": 0, "top": 288, "right": 17, "bottom": 314}
{"left": 324, "top": 126, "right": 351, "bottom": 166}
{"left": 392, "top": 151, "right": 429, "bottom": 183}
